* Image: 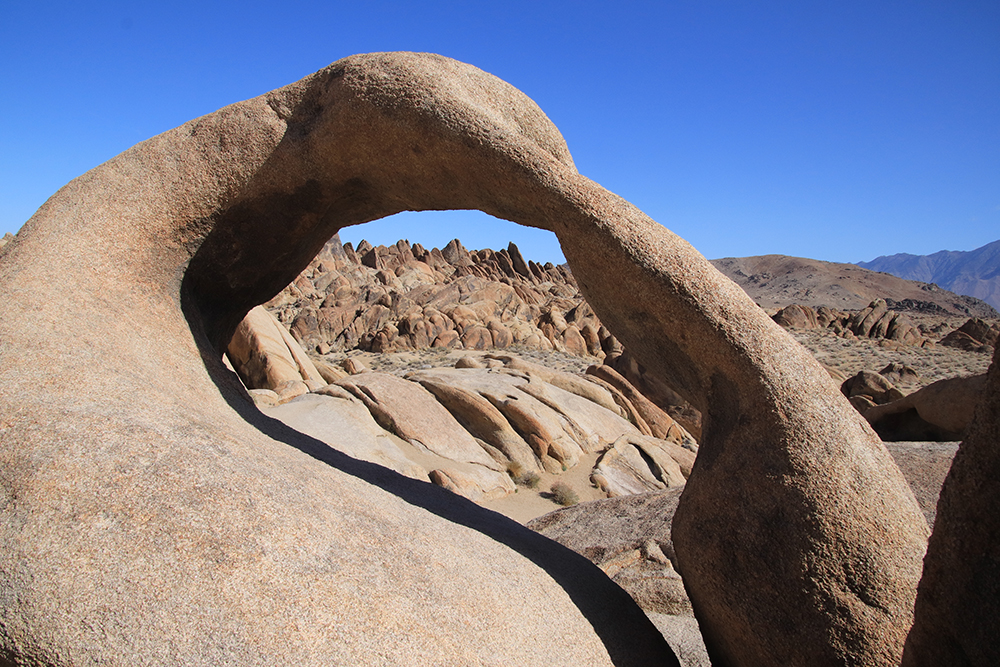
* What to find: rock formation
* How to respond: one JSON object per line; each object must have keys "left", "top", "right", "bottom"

{"left": 902, "top": 343, "right": 1000, "bottom": 666}
{"left": 528, "top": 490, "right": 710, "bottom": 666}
{"left": 771, "top": 299, "right": 926, "bottom": 346}
{"left": 227, "top": 305, "right": 328, "bottom": 401}
{"left": 940, "top": 317, "right": 999, "bottom": 353}
{"left": 841, "top": 369, "right": 906, "bottom": 413}
{"left": 268, "top": 232, "right": 600, "bottom": 357}
{"left": 863, "top": 373, "right": 987, "bottom": 441}
{"left": 0, "top": 51, "right": 935, "bottom": 665}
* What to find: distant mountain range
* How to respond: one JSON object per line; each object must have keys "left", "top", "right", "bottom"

{"left": 710, "top": 254, "right": 997, "bottom": 318}
{"left": 857, "top": 240, "right": 1000, "bottom": 311}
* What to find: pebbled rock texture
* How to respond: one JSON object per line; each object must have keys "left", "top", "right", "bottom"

{"left": 902, "top": 343, "right": 1000, "bottom": 667}
{"left": 0, "top": 51, "right": 675, "bottom": 667}
{"left": 0, "top": 51, "right": 931, "bottom": 665}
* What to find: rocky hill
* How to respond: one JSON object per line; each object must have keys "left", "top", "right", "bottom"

{"left": 858, "top": 239, "right": 1000, "bottom": 311}
{"left": 266, "top": 234, "right": 611, "bottom": 358}
{"left": 710, "top": 254, "right": 997, "bottom": 317}
{"left": 268, "top": 237, "right": 997, "bottom": 369}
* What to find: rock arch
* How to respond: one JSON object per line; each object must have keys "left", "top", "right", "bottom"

{"left": 0, "top": 52, "right": 928, "bottom": 665}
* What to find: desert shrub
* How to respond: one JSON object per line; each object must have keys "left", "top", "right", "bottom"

{"left": 550, "top": 481, "right": 579, "bottom": 506}
{"left": 512, "top": 470, "right": 541, "bottom": 489}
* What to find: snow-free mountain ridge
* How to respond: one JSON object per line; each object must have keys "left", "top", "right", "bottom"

{"left": 858, "top": 240, "right": 1000, "bottom": 311}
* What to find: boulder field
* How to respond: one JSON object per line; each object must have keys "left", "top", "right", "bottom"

{"left": 1, "top": 51, "right": 988, "bottom": 665}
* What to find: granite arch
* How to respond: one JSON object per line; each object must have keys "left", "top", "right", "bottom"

{"left": 0, "top": 52, "right": 930, "bottom": 665}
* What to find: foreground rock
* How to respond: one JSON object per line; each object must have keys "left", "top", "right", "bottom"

{"left": 0, "top": 51, "right": 677, "bottom": 667}
{"left": 903, "top": 345, "right": 1000, "bottom": 665}
{"left": 0, "top": 51, "right": 938, "bottom": 666}
{"left": 231, "top": 315, "right": 698, "bottom": 504}
{"left": 227, "top": 305, "right": 328, "bottom": 401}
{"left": 529, "top": 490, "right": 710, "bottom": 667}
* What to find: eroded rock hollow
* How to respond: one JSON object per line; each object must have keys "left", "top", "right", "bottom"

{"left": 0, "top": 52, "right": 932, "bottom": 665}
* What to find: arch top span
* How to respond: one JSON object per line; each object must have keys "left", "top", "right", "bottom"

{"left": 2, "top": 51, "right": 932, "bottom": 666}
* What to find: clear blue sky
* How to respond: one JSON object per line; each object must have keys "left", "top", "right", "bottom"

{"left": 2, "top": 1, "right": 997, "bottom": 264}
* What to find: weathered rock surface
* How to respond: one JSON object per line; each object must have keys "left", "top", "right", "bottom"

{"left": 940, "top": 317, "right": 999, "bottom": 353}
{"left": 772, "top": 298, "right": 927, "bottom": 346}
{"left": 410, "top": 365, "right": 639, "bottom": 474}
{"left": 261, "top": 391, "right": 430, "bottom": 481}
{"left": 585, "top": 363, "right": 698, "bottom": 445}
{"left": 0, "top": 50, "right": 937, "bottom": 667}
{"left": 336, "top": 371, "right": 501, "bottom": 470}
{"left": 602, "top": 350, "right": 703, "bottom": 440}
{"left": 864, "top": 373, "right": 987, "bottom": 441}
{"left": 592, "top": 435, "right": 691, "bottom": 497}
{"left": 528, "top": 491, "right": 710, "bottom": 666}
{"left": 227, "top": 305, "right": 327, "bottom": 400}
{"left": 842, "top": 369, "right": 905, "bottom": 409}
{"left": 902, "top": 344, "right": 1000, "bottom": 665}
{"left": 0, "top": 51, "right": 680, "bottom": 666}
{"left": 772, "top": 303, "right": 821, "bottom": 329}
{"left": 230, "top": 322, "right": 697, "bottom": 503}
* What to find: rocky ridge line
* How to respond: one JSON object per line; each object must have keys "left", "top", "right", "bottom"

{"left": 268, "top": 234, "right": 608, "bottom": 359}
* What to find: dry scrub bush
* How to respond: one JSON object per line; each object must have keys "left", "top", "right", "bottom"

{"left": 550, "top": 482, "right": 579, "bottom": 506}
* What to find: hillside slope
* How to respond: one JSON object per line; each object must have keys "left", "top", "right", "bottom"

{"left": 711, "top": 254, "right": 997, "bottom": 317}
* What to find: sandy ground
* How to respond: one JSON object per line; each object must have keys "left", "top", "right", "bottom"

{"left": 790, "top": 327, "right": 993, "bottom": 394}
{"left": 479, "top": 451, "right": 610, "bottom": 523}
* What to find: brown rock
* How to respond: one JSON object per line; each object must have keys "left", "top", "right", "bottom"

{"left": 529, "top": 489, "right": 690, "bottom": 616}
{"left": 841, "top": 370, "right": 905, "bottom": 406}
{"left": 528, "top": 490, "right": 710, "bottom": 665}
{"left": 336, "top": 372, "right": 501, "bottom": 470}
{"left": 850, "top": 298, "right": 890, "bottom": 337}
{"left": 592, "top": 435, "right": 688, "bottom": 497}
{"left": 586, "top": 364, "right": 698, "bottom": 446}
{"left": 864, "top": 373, "right": 988, "bottom": 441}
{"left": 1, "top": 50, "right": 927, "bottom": 667}
{"left": 415, "top": 375, "right": 540, "bottom": 475}
{"left": 431, "top": 329, "right": 461, "bottom": 348}
{"left": 604, "top": 351, "right": 703, "bottom": 440}
{"left": 902, "top": 345, "right": 1000, "bottom": 665}
{"left": 226, "top": 305, "right": 327, "bottom": 397}
{"left": 507, "top": 241, "right": 531, "bottom": 278}
{"left": 341, "top": 357, "right": 368, "bottom": 374}
{"left": 562, "top": 324, "right": 589, "bottom": 356}
{"left": 460, "top": 324, "right": 493, "bottom": 350}
{"left": 772, "top": 303, "right": 818, "bottom": 329}
{"left": 261, "top": 392, "right": 429, "bottom": 481}
{"left": 940, "top": 317, "right": 999, "bottom": 353}
{"left": 313, "top": 359, "right": 349, "bottom": 384}
{"left": 945, "top": 317, "right": 999, "bottom": 348}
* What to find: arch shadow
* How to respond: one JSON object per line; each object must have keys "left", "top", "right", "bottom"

{"left": 179, "top": 276, "right": 680, "bottom": 667}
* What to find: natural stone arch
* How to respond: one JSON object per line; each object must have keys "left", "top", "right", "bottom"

{"left": 0, "top": 52, "right": 928, "bottom": 665}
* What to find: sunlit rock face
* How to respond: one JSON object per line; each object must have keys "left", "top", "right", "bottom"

{"left": 0, "top": 51, "right": 935, "bottom": 666}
